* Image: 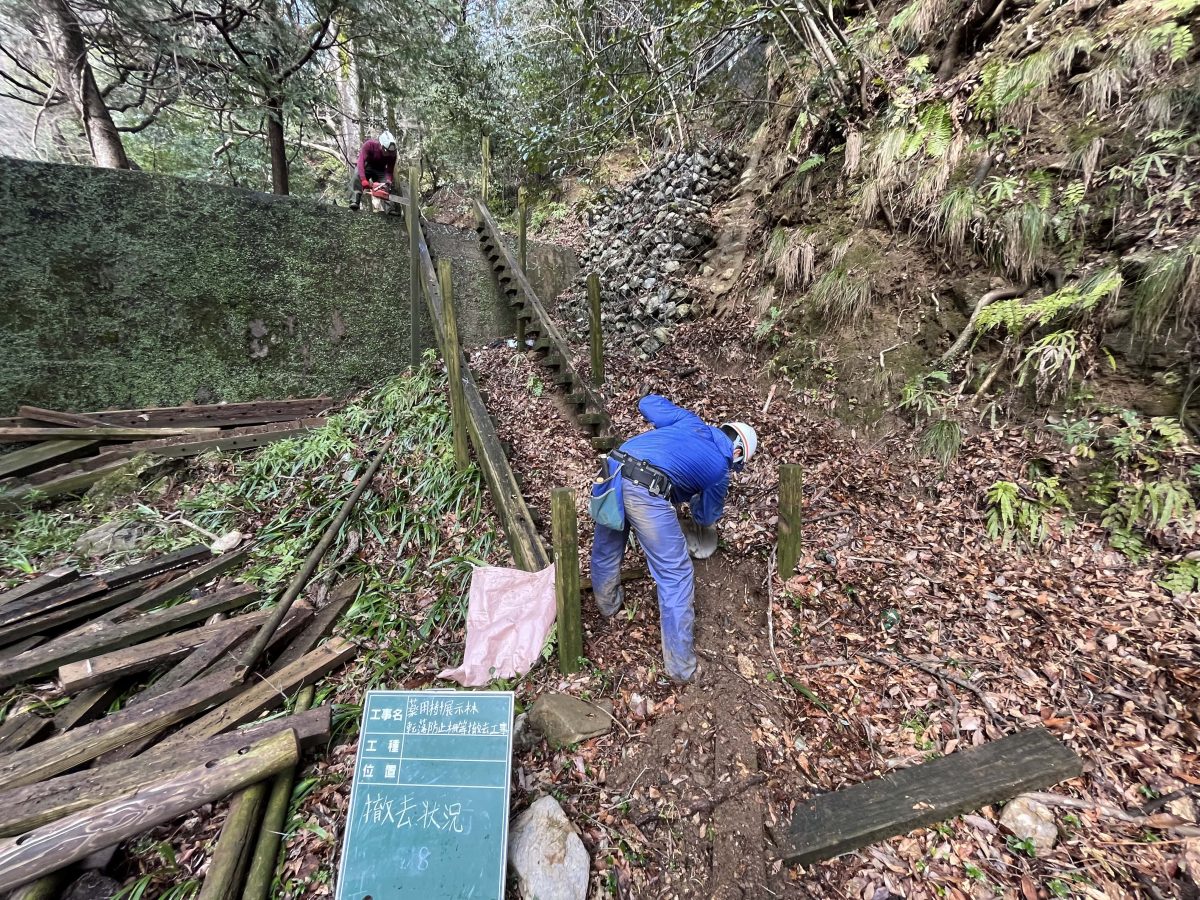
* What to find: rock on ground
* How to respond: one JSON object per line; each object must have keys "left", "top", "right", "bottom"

{"left": 527, "top": 693, "right": 613, "bottom": 748}
{"left": 74, "top": 521, "right": 149, "bottom": 557}
{"left": 999, "top": 794, "right": 1059, "bottom": 855}
{"left": 508, "top": 795, "right": 589, "bottom": 900}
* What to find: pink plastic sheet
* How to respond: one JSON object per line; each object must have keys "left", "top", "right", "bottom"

{"left": 438, "top": 564, "right": 557, "bottom": 686}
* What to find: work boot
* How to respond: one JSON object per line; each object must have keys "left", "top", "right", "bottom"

{"left": 597, "top": 585, "right": 624, "bottom": 619}
{"left": 349, "top": 191, "right": 362, "bottom": 211}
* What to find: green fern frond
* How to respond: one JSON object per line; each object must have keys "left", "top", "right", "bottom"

{"left": 918, "top": 103, "right": 954, "bottom": 157}
{"left": 980, "top": 267, "right": 1123, "bottom": 332}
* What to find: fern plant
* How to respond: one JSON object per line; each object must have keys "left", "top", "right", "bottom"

{"left": 1157, "top": 558, "right": 1200, "bottom": 595}
{"left": 985, "top": 475, "right": 1071, "bottom": 546}
{"left": 900, "top": 370, "right": 952, "bottom": 418}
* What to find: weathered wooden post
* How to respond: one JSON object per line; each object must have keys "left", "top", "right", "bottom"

{"left": 438, "top": 259, "right": 470, "bottom": 472}
{"left": 551, "top": 488, "right": 582, "bottom": 674}
{"left": 481, "top": 134, "right": 490, "bottom": 204}
{"left": 516, "top": 186, "right": 528, "bottom": 350}
{"left": 408, "top": 167, "right": 421, "bottom": 368}
{"left": 517, "top": 186, "right": 528, "bottom": 271}
{"left": 778, "top": 464, "right": 803, "bottom": 581}
{"left": 587, "top": 273, "right": 604, "bottom": 386}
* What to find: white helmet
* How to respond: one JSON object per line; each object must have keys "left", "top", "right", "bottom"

{"left": 378, "top": 130, "right": 397, "bottom": 151}
{"left": 721, "top": 422, "right": 758, "bottom": 465}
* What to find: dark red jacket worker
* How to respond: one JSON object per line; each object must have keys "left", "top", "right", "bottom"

{"left": 348, "top": 131, "right": 398, "bottom": 210}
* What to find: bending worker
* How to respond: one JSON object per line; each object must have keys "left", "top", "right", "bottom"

{"left": 590, "top": 395, "right": 757, "bottom": 683}
{"left": 348, "top": 130, "right": 398, "bottom": 210}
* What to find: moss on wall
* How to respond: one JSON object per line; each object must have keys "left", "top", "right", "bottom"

{"left": 0, "top": 156, "right": 429, "bottom": 413}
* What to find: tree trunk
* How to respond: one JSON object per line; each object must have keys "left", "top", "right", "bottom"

{"left": 333, "top": 32, "right": 361, "bottom": 163}
{"left": 266, "top": 94, "right": 288, "bottom": 195}
{"left": 37, "top": 0, "right": 129, "bottom": 168}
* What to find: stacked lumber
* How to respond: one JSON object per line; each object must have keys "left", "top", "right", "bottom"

{"left": 0, "top": 536, "right": 363, "bottom": 893}
{"left": 0, "top": 398, "right": 331, "bottom": 508}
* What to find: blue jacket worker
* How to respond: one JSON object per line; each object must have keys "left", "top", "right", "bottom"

{"left": 591, "top": 395, "right": 757, "bottom": 683}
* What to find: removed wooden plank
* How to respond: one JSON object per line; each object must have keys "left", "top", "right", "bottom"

{"left": 102, "top": 603, "right": 313, "bottom": 764}
{"left": 0, "top": 426, "right": 221, "bottom": 442}
{"left": 58, "top": 608, "right": 274, "bottom": 692}
{"left": 0, "top": 730, "right": 299, "bottom": 892}
{"left": 0, "top": 637, "right": 45, "bottom": 663}
{"left": 268, "top": 577, "right": 362, "bottom": 673}
{"left": 0, "top": 706, "right": 330, "bottom": 837}
{"left": 103, "top": 547, "right": 253, "bottom": 621}
{"left": 0, "top": 581, "right": 148, "bottom": 649}
{"left": 50, "top": 683, "right": 125, "bottom": 734}
{"left": 0, "top": 441, "right": 99, "bottom": 480}
{"left": 0, "top": 669, "right": 244, "bottom": 790}
{"left": 99, "top": 544, "right": 211, "bottom": 589}
{"left": 78, "top": 397, "right": 331, "bottom": 429}
{"left": 0, "top": 585, "right": 260, "bottom": 688}
{"left": 164, "top": 639, "right": 356, "bottom": 746}
{"left": 771, "top": 728, "right": 1083, "bottom": 867}
{"left": 0, "top": 458, "right": 132, "bottom": 510}
{"left": 0, "top": 712, "right": 50, "bottom": 753}
{"left": 0, "top": 577, "right": 110, "bottom": 628}
{"left": 15, "top": 419, "right": 325, "bottom": 490}
{"left": 17, "top": 406, "right": 113, "bottom": 428}
{"left": 0, "top": 568, "right": 78, "bottom": 607}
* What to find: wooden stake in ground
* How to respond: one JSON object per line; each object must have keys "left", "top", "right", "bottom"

{"left": 552, "top": 488, "right": 582, "bottom": 674}
{"left": 0, "top": 730, "right": 299, "bottom": 893}
{"left": 241, "top": 687, "right": 316, "bottom": 900}
{"left": 777, "top": 464, "right": 804, "bottom": 580}
{"left": 408, "top": 166, "right": 422, "bottom": 368}
{"left": 517, "top": 186, "right": 528, "bottom": 272}
{"left": 481, "top": 134, "right": 490, "bottom": 204}
{"left": 439, "top": 259, "right": 470, "bottom": 472}
{"left": 587, "top": 273, "right": 605, "bottom": 387}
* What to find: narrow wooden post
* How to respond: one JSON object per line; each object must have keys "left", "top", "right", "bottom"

{"left": 778, "top": 464, "right": 804, "bottom": 580}
{"left": 198, "top": 781, "right": 268, "bottom": 900}
{"left": 551, "top": 488, "right": 582, "bottom": 674}
{"left": 481, "top": 135, "right": 490, "bottom": 204}
{"left": 517, "top": 186, "right": 528, "bottom": 271}
{"left": 438, "top": 259, "right": 470, "bottom": 472}
{"left": 587, "top": 273, "right": 604, "bottom": 387}
{"left": 408, "top": 167, "right": 421, "bottom": 368}
{"left": 241, "top": 687, "right": 316, "bottom": 900}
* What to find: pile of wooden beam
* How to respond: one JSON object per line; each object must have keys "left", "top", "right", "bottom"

{"left": 0, "top": 541, "right": 362, "bottom": 895}
{"left": 0, "top": 398, "right": 331, "bottom": 509}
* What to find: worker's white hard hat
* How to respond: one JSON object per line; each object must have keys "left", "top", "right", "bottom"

{"left": 721, "top": 422, "right": 758, "bottom": 465}
{"left": 378, "top": 130, "right": 397, "bottom": 150}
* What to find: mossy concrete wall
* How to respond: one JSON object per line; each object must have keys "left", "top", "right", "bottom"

{"left": 0, "top": 156, "right": 570, "bottom": 414}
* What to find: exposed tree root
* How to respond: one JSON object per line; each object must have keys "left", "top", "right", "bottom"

{"left": 939, "top": 285, "right": 1025, "bottom": 366}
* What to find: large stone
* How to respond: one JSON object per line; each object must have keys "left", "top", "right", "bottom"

{"left": 509, "top": 796, "right": 589, "bottom": 900}
{"left": 1000, "top": 794, "right": 1058, "bottom": 855}
{"left": 528, "top": 693, "right": 613, "bottom": 748}
{"left": 74, "top": 520, "right": 150, "bottom": 557}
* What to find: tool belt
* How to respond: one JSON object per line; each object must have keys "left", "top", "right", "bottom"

{"left": 609, "top": 449, "right": 674, "bottom": 500}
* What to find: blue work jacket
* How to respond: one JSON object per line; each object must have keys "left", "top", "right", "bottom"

{"left": 618, "top": 395, "right": 735, "bottom": 526}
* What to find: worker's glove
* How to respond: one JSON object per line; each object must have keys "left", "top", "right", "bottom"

{"left": 360, "top": 178, "right": 369, "bottom": 188}
{"left": 680, "top": 518, "right": 718, "bottom": 560}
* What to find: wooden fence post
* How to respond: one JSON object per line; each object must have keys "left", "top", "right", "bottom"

{"left": 481, "top": 135, "right": 490, "bottom": 204}
{"left": 438, "top": 259, "right": 470, "bottom": 472}
{"left": 551, "top": 488, "right": 582, "bottom": 674}
{"left": 516, "top": 186, "right": 528, "bottom": 350}
{"left": 587, "top": 273, "right": 604, "bottom": 387}
{"left": 778, "top": 464, "right": 803, "bottom": 581}
{"left": 408, "top": 167, "right": 421, "bottom": 368}
{"left": 517, "top": 186, "right": 528, "bottom": 271}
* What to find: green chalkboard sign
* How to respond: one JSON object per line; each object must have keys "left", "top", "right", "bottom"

{"left": 337, "top": 690, "right": 515, "bottom": 900}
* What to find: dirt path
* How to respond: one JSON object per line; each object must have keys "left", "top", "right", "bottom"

{"left": 608, "top": 557, "right": 779, "bottom": 899}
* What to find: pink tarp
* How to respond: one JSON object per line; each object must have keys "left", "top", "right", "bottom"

{"left": 438, "top": 564, "right": 557, "bottom": 687}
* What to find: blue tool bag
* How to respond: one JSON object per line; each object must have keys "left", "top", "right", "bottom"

{"left": 588, "top": 460, "right": 625, "bottom": 531}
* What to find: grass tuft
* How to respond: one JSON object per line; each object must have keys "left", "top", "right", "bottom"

{"left": 920, "top": 419, "right": 963, "bottom": 469}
